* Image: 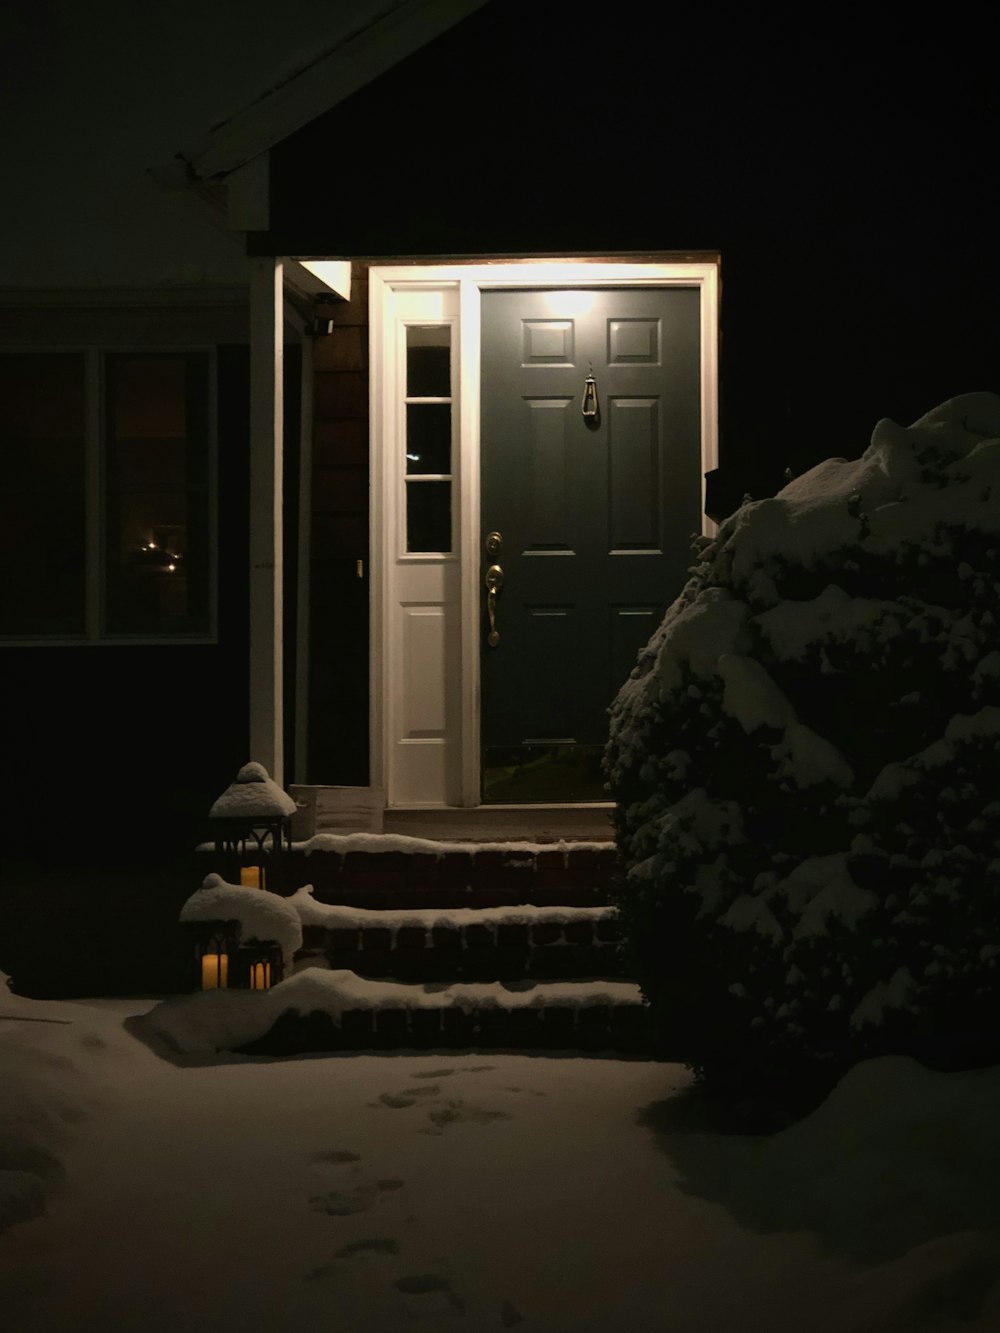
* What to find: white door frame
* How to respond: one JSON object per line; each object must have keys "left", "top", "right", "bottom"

{"left": 370, "top": 260, "right": 720, "bottom": 809}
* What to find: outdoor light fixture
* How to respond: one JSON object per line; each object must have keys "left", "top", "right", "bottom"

{"left": 187, "top": 921, "right": 284, "bottom": 992}
{"left": 238, "top": 940, "right": 283, "bottom": 990}
{"left": 191, "top": 924, "right": 238, "bottom": 991}
{"left": 208, "top": 762, "right": 296, "bottom": 893}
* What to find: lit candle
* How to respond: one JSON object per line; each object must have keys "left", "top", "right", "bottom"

{"left": 240, "top": 866, "right": 262, "bottom": 889}
{"left": 201, "top": 953, "right": 229, "bottom": 989}
{"left": 249, "top": 961, "right": 271, "bottom": 990}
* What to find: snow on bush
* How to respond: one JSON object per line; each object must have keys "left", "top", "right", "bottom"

{"left": 606, "top": 393, "right": 1000, "bottom": 1084}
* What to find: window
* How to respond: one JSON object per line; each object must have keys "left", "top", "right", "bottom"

{"left": 0, "top": 350, "right": 213, "bottom": 641}
{"left": 404, "top": 325, "right": 452, "bottom": 552}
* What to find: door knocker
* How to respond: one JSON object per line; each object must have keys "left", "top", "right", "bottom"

{"left": 581, "top": 363, "right": 600, "bottom": 421}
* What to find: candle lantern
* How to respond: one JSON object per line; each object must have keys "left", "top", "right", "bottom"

{"left": 181, "top": 871, "right": 300, "bottom": 994}
{"left": 208, "top": 761, "right": 296, "bottom": 893}
{"left": 234, "top": 939, "right": 284, "bottom": 991}
{"left": 187, "top": 920, "right": 240, "bottom": 991}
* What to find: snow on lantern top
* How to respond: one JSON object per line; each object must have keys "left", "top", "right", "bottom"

{"left": 209, "top": 762, "right": 297, "bottom": 819}
{"left": 180, "top": 873, "right": 303, "bottom": 959}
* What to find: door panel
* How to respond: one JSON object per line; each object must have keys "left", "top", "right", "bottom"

{"left": 480, "top": 287, "right": 702, "bottom": 802}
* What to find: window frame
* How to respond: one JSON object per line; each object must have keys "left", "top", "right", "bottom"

{"left": 0, "top": 345, "right": 218, "bottom": 646}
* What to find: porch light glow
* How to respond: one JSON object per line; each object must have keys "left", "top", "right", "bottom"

{"left": 543, "top": 289, "right": 596, "bottom": 318}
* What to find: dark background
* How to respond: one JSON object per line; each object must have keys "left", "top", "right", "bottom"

{"left": 266, "top": 0, "right": 999, "bottom": 489}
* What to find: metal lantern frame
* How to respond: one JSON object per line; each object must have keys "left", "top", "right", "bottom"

{"left": 209, "top": 813, "right": 292, "bottom": 893}
{"left": 188, "top": 919, "right": 240, "bottom": 991}
{"left": 234, "top": 939, "right": 284, "bottom": 990}
{"left": 186, "top": 919, "right": 284, "bottom": 992}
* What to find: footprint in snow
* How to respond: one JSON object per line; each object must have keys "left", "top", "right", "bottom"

{"left": 310, "top": 1174, "right": 406, "bottom": 1214}
{"left": 302, "top": 1236, "right": 401, "bottom": 1280}
{"left": 394, "top": 1273, "right": 466, "bottom": 1312}
{"left": 337, "top": 1236, "right": 400, "bottom": 1258}
{"left": 420, "top": 1100, "right": 513, "bottom": 1134}
{"left": 310, "top": 1187, "right": 373, "bottom": 1216}
{"left": 378, "top": 1085, "right": 442, "bottom": 1108}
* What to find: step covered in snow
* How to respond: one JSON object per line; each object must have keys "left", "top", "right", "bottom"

{"left": 146, "top": 969, "right": 652, "bottom": 1057}
{"left": 291, "top": 891, "right": 624, "bottom": 982}
{"left": 198, "top": 833, "right": 619, "bottom": 908}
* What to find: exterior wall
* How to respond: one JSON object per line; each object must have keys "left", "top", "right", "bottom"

{"left": 0, "top": 331, "right": 252, "bottom": 867}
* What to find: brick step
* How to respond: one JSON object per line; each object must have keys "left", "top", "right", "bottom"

{"left": 198, "top": 835, "right": 618, "bottom": 909}
{"left": 294, "top": 904, "right": 622, "bottom": 982}
{"left": 234, "top": 972, "right": 653, "bottom": 1057}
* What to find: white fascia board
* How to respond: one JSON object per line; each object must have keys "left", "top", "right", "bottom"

{"left": 184, "top": 0, "right": 489, "bottom": 181}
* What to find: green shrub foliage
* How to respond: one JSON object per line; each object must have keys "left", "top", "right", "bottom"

{"left": 605, "top": 394, "right": 1000, "bottom": 1086}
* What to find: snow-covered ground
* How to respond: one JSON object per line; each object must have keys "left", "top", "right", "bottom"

{"left": 3, "top": 982, "right": 1000, "bottom": 1332}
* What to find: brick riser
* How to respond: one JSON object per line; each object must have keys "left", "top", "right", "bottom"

{"left": 237, "top": 1001, "right": 654, "bottom": 1058}
{"left": 295, "top": 917, "right": 625, "bottom": 983}
{"left": 199, "top": 846, "right": 619, "bottom": 909}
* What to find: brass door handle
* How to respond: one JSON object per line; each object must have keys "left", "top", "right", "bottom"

{"left": 485, "top": 563, "right": 504, "bottom": 646}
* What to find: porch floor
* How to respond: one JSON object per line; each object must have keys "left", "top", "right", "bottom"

{"left": 380, "top": 804, "right": 614, "bottom": 843}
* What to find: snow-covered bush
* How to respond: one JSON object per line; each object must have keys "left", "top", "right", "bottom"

{"left": 606, "top": 394, "right": 1000, "bottom": 1088}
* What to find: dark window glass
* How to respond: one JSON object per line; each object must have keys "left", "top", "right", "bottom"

{"left": 406, "top": 326, "right": 450, "bottom": 397}
{"left": 104, "top": 354, "right": 211, "bottom": 634}
{"left": 406, "top": 403, "right": 451, "bottom": 474}
{"left": 406, "top": 481, "right": 451, "bottom": 552}
{"left": 0, "top": 354, "right": 86, "bottom": 635}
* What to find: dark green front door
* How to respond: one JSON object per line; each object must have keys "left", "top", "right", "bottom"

{"left": 480, "top": 287, "right": 702, "bottom": 802}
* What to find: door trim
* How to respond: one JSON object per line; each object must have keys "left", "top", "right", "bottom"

{"left": 370, "top": 259, "right": 720, "bottom": 808}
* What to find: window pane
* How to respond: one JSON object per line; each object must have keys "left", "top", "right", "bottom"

{"left": 406, "top": 481, "right": 451, "bottom": 553}
{"left": 406, "top": 326, "right": 450, "bottom": 397}
{"left": 104, "top": 355, "right": 210, "bottom": 634}
{"left": 0, "top": 354, "right": 86, "bottom": 635}
{"left": 406, "top": 403, "right": 451, "bottom": 474}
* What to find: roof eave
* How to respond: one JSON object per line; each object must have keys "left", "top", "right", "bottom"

{"left": 180, "top": 0, "right": 489, "bottom": 182}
